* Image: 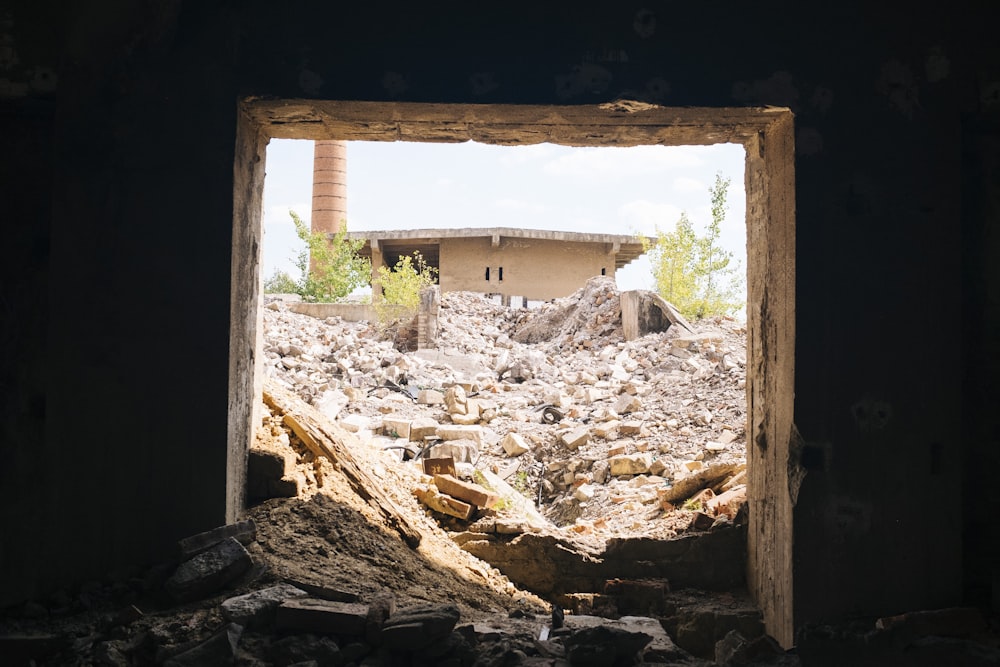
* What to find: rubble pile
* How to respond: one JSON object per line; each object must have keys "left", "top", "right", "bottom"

{"left": 262, "top": 275, "right": 749, "bottom": 542}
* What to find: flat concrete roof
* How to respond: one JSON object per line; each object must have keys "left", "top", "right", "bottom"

{"left": 344, "top": 227, "right": 646, "bottom": 269}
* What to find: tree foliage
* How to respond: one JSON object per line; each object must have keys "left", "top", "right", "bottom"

{"left": 263, "top": 269, "right": 299, "bottom": 294}
{"left": 282, "top": 210, "right": 370, "bottom": 302}
{"left": 645, "top": 172, "right": 744, "bottom": 319}
{"left": 375, "top": 251, "right": 438, "bottom": 322}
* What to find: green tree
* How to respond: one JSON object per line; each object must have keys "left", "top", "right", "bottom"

{"left": 288, "top": 210, "right": 371, "bottom": 302}
{"left": 263, "top": 269, "right": 299, "bottom": 294}
{"left": 375, "top": 251, "right": 438, "bottom": 322}
{"left": 645, "top": 172, "right": 744, "bottom": 319}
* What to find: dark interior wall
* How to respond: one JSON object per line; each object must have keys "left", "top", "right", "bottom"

{"left": 1, "top": 0, "right": 997, "bottom": 635}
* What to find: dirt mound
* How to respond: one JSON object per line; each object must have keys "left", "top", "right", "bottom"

{"left": 510, "top": 275, "right": 623, "bottom": 348}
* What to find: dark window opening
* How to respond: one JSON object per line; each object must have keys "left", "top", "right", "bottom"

{"left": 485, "top": 267, "right": 490, "bottom": 281}
{"left": 601, "top": 267, "right": 606, "bottom": 276}
{"left": 499, "top": 267, "right": 503, "bottom": 281}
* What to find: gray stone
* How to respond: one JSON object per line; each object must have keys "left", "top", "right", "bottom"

{"left": 562, "top": 623, "right": 652, "bottom": 666}
{"left": 165, "top": 537, "right": 252, "bottom": 602}
{"left": 276, "top": 598, "right": 369, "bottom": 636}
{"left": 221, "top": 583, "right": 308, "bottom": 628}
{"left": 381, "top": 603, "right": 460, "bottom": 650}
{"left": 163, "top": 623, "right": 243, "bottom": 667}
{"left": 268, "top": 634, "right": 342, "bottom": 666}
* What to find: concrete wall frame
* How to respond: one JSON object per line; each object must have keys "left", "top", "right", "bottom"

{"left": 233, "top": 99, "right": 797, "bottom": 644}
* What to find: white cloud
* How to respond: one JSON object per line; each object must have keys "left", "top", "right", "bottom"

{"left": 617, "top": 200, "right": 684, "bottom": 235}
{"left": 493, "top": 197, "right": 551, "bottom": 214}
{"left": 264, "top": 202, "right": 310, "bottom": 226}
{"left": 496, "top": 142, "right": 559, "bottom": 166}
{"left": 435, "top": 177, "right": 455, "bottom": 187}
{"left": 672, "top": 176, "right": 706, "bottom": 193}
{"left": 543, "top": 145, "right": 705, "bottom": 180}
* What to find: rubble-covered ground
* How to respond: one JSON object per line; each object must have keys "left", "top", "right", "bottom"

{"left": 264, "top": 276, "right": 749, "bottom": 544}
{"left": 5, "top": 277, "right": 998, "bottom": 665}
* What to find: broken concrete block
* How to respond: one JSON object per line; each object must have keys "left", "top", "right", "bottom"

{"left": 609, "top": 453, "right": 653, "bottom": 476}
{"left": 620, "top": 420, "right": 644, "bottom": 435}
{"left": 275, "top": 598, "right": 369, "bottom": 636}
{"left": 425, "top": 439, "right": 478, "bottom": 464}
{"left": 268, "top": 634, "right": 343, "bottom": 666}
{"left": 501, "top": 432, "right": 530, "bottom": 456}
{"left": 444, "top": 385, "right": 468, "bottom": 415}
{"left": 339, "top": 414, "right": 371, "bottom": 433}
{"left": 707, "top": 485, "right": 747, "bottom": 519}
{"left": 561, "top": 427, "right": 590, "bottom": 450}
{"left": 247, "top": 449, "right": 298, "bottom": 500}
{"left": 409, "top": 417, "right": 440, "bottom": 441}
{"left": 163, "top": 623, "right": 244, "bottom": 667}
{"left": 574, "top": 484, "right": 595, "bottom": 502}
{"left": 365, "top": 594, "right": 397, "bottom": 646}
{"left": 562, "top": 624, "right": 653, "bottom": 666}
{"left": 177, "top": 520, "right": 257, "bottom": 560}
{"left": 221, "top": 583, "right": 308, "bottom": 628}
{"left": 718, "top": 430, "right": 738, "bottom": 445}
{"left": 649, "top": 458, "right": 668, "bottom": 476}
{"left": 660, "top": 463, "right": 739, "bottom": 504}
{"left": 433, "top": 474, "right": 498, "bottom": 509}
{"left": 593, "top": 420, "right": 621, "bottom": 439}
{"left": 450, "top": 409, "right": 480, "bottom": 425}
{"left": 382, "top": 415, "right": 412, "bottom": 441}
{"left": 417, "top": 389, "right": 444, "bottom": 405}
{"left": 436, "top": 425, "right": 482, "bottom": 446}
{"left": 705, "top": 441, "right": 727, "bottom": 452}
{"left": 381, "top": 604, "right": 461, "bottom": 651}
{"left": 413, "top": 486, "right": 475, "bottom": 520}
{"left": 165, "top": 537, "right": 253, "bottom": 602}
{"left": 614, "top": 394, "right": 642, "bottom": 414}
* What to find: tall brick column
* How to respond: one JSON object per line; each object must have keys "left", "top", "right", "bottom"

{"left": 311, "top": 140, "right": 347, "bottom": 235}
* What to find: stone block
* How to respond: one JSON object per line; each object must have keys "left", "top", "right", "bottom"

{"left": 620, "top": 420, "right": 644, "bottom": 435}
{"left": 444, "top": 385, "right": 468, "bottom": 415}
{"left": 414, "top": 486, "right": 475, "bottom": 520}
{"left": 561, "top": 427, "right": 590, "bottom": 450}
{"left": 165, "top": 537, "right": 253, "bottom": 603}
{"left": 425, "top": 439, "right": 479, "bottom": 464}
{"left": 436, "top": 425, "right": 483, "bottom": 446}
{"left": 221, "top": 583, "right": 308, "bottom": 628}
{"left": 609, "top": 453, "right": 652, "bottom": 476}
{"left": 501, "top": 432, "right": 530, "bottom": 456}
{"left": 433, "top": 474, "right": 498, "bottom": 509}
{"left": 163, "top": 623, "right": 244, "bottom": 667}
{"left": 339, "top": 414, "right": 371, "bottom": 433}
{"left": 275, "top": 598, "right": 369, "bottom": 636}
{"left": 417, "top": 389, "right": 445, "bottom": 405}
{"left": 614, "top": 394, "right": 642, "bottom": 414}
{"left": 177, "top": 520, "right": 257, "bottom": 560}
{"left": 381, "top": 604, "right": 461, "bottom": 651}
{"left": 382, "top": 415, "right": 411, "bottom": 441}
{"left": 409, "top": 417, "right": 440, "bottom": 441}
{"left": 593, "top": 420, "right": 621, "bottom": 439}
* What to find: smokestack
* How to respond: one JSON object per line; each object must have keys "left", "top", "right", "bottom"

{"left": 311, "top": 140, "right": 347, "bottom": 235}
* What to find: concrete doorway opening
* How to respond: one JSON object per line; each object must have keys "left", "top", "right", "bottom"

{"left": 231, "top": 100, "right": 795, "bottom": 645}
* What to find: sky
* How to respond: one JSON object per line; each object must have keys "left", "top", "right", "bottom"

{"left": 261, "top": 139, "right": 747, "bottom": 294}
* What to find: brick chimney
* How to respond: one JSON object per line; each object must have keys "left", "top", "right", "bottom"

{"left": 311, "top": 140, "right": 347, "bottom": 235}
